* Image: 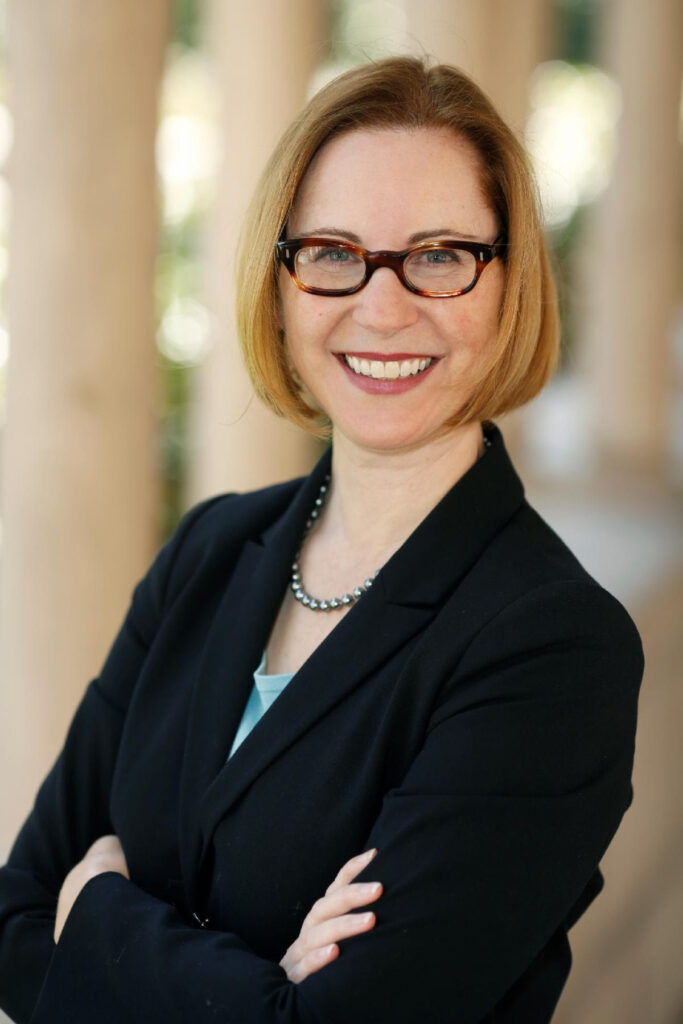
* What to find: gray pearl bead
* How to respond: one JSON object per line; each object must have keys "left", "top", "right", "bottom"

{"left": 291, "top": 471, "right": 381, "bottom": 612}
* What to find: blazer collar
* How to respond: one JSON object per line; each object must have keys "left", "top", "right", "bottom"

{"left": 379, "top": 420, "right": 525, "bottom": 606}
{"left": 258, "top": 419, "right": 525, "bottom": 608}
{"left": 178, "top": 421, "right": 525, "bottom": 907}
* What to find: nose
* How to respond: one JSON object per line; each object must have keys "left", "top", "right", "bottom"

{"left": 351, "top": 266, "right": 420, "bottom": 334}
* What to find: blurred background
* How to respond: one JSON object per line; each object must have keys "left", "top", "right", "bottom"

{"left": 0, "top": 1, "right": 681, "bottom": 1021}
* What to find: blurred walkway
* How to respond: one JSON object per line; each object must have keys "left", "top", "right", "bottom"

{"left": 527, "top": 478, "right": 683, "bottom": 1024}
{"left": 526, "top": 477, "right": 683, "bottom": 615}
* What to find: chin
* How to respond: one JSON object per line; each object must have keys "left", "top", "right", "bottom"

{"left": 334, "top": 416, "right": 443, "bottom": 454}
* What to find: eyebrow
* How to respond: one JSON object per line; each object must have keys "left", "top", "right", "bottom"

{"left": 298, "top": 226, "right": 482, "bottom": 244}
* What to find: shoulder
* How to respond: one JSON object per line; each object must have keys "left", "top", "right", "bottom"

{"left": 432, "top": 495, "right": 644, "bottom": 702}
{"left": 475, "top": 493, "right": 639, "bottom": 629}
{"left": 467, "top": 576, "right": 644, "bottom": 682}
{"left": 171, "top": 474, "right": 303, "bottom": 571}
{"left": 458, "top": 524, "right": 644, "bottom": 707}
{"left": 428, "top": 522, "right": 644, "bottom": 795}
{"left": 128, "top": 475, "right": 305, "bottom": 634}
{"left": 174, "top": 476, "right": 303, "bottom": 551}
{"left": 508, "top": 501, "right": 642, "bottom": 660}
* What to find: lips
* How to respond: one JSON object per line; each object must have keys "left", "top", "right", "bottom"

{"left": 334, "top": 351, "right": 440, "bottom": 394}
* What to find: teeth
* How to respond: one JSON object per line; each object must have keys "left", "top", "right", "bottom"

{"left": 344, "top": 355, "right": 433, "bottom": 379}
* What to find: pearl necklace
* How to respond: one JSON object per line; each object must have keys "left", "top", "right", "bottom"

{"left": 290, "top": 474, "right": 380, "bottom": 611}
{"left": 290, "top": 431, "right": 492, "bottom": 612}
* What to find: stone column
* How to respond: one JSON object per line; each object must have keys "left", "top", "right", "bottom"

{"left": 0, "top": 0, "right": 168, "bottom": 853}
{"left": 401, "top": 0, "right": 551, "bottom": 134}
{"left": 400, "top": 0, "right": 553, "bottom": 456}
{"left": 186, "top": 0, "right": 325, "bottom": 502}
{"left": 581, "top": 0, "right": 683, "bottom": 480}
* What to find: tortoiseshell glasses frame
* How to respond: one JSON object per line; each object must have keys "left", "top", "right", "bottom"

{"left": 275, "top": 235, "right": 507, "bottom": 298}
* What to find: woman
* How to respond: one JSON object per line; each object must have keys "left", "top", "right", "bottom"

{"left": 0, "top": 57, "right": 643, "bottom": 1024}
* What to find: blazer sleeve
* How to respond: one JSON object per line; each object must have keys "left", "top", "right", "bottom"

{"left": 0, "top": 496, "right": 225, "bottom": 1024}
{"left": 25, "top": 578, "right": 643, "bottom": 1024}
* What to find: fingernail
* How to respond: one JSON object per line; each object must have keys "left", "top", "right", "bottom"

{"left": 353, "top": 912, "right": 374, "bottom": 927}
{"left": 361, "top": 848, "right": 377, "bottom": 860}
{"left": 361, "top": 882, "right": 381, "bottom": 895}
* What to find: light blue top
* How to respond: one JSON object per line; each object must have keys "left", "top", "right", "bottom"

{"left": 227, "top": 650, "right": 295, "bottom": 760}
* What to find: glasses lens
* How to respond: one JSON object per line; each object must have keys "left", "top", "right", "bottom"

{"left": 294, "top": 244, "right": 365, "bottom": 292}
{"left": 404, "top": 246, "right": 477, "bottom": 295}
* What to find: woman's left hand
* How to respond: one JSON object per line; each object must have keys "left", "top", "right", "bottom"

{"left": 54, "top": 834, "right": 129, "bottom": 944}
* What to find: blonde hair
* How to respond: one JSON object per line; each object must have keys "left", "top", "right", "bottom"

{"left": 236, "top": 56, "right": 559, "bottom": 438}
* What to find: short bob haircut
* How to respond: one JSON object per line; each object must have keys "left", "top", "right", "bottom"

{"left": 236, "top": 56, "right": 559, "bottom": 438}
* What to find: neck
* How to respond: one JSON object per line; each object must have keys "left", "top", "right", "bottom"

{"left": 319, "top": 422, "right": 485, "bottom": 563}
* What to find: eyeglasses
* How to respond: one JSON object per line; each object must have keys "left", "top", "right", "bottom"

{"left": 275, "top": 235, "right": 506, "bottom": 298}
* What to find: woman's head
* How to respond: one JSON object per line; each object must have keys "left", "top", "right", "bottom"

{"left": 236, "top": 56, "right": 559, "bottom": 440}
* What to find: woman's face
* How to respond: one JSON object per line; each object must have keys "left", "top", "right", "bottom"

{"left": 278, "top": 127, "right": 505, "bottom": 454}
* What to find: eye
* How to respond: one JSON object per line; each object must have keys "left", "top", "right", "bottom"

{"left": 297, "top": 244, "right": 363, "bottom": 268}
{"left": 419, "top": 247, "right": 464, "bottom": 265}
{"left": 317, "top": 246, "right": 353, "bottom": 263}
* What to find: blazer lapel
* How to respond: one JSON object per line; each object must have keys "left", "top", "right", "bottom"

{"left": 380, "top": 421, "right": 525, "bottom": 607}
{"left": 179, "top": 422, "right": 525, "bottom": 905}
{"left": 195, "top": 577, "right": 434, "bottom": 867}
{"left": 178, "top": 449, "right": 330, "bottom": 907}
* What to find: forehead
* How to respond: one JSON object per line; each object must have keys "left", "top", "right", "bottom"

{"left": 289, "top": 127, "right": 496, "bottom": 243}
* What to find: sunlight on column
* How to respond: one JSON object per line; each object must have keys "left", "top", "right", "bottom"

{"left": 522, "top": 60, "right": 622, "bottom": 480}
{"left": 526, "top": 60, "right": 620, "bottom": 229}
{"left": 0, "top": 100, "right": 11, "bottom": 429}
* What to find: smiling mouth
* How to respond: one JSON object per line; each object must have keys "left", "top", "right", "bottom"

{"left": 339, "top": 354, "right": 436, "bottom": 380}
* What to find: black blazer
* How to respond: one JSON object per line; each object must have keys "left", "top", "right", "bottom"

{"left": 0, "top": 422, "right": 643, "bottom": 1024}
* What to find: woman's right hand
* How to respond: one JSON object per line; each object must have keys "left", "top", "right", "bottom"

{"left": 279, "top": 847, "right": 383, "bottom": 984}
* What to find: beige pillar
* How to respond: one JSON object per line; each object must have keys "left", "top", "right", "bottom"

{"left": 401, "top": 0, "right": 551, "bottom": 132}
{"left": 401, "top": 0, "right": 552, "bottom": 455}
{"left": 0, "top": 0, "right": 168, "bottom": 853}
{"left": 186, "top": 0, "right": 325, "bottom": 502}
{"left": 582, "top": 0, "right": 683, "bottom": 479}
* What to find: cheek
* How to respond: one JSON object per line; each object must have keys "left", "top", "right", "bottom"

{"left": 279, "top": 279, "right": 319, "bottom": 336}
{"left": 438, "top": 307, "right": 491, "bottom": 354}
{"left": 455, "top": 280, "right": 504, "bottom": 351}
{"left": 281, "top": 329, "right": 305, "bottom": 381}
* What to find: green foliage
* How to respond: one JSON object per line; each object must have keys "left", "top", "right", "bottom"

{"left": 172, "top": 0, "right": 200, "bottom": 49}
{"left": 552, "top": 0, "right": 599, "bottom": 66}
{"left": 546, "top": 205, "right": 589, "bottom": 375}
{"left": 156, "top": 209, "right": 205, "bottom": 539}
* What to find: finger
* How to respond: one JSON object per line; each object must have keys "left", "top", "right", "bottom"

{"left": 287, "top": 908, "right": 378, "bottom": 984}
{"left": 281, "top": 905, "right": 377, "bottom": 978}
{"left": 84, "top": 836, "right": 129, "bottom": 877}
{"left": 287, "top": 942, "right": 339, "bottom": 985}
{"left": 86, "top": 835, "right": 122, "bottom": 856}
{"left": 304, "top": 910, "right": 377, "bottom": 952}
{"left": 326, "top": 848, "right": 377, "bottom": 894}
{"left": 305, "top": 880, "right": 383, "bottom": 928}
